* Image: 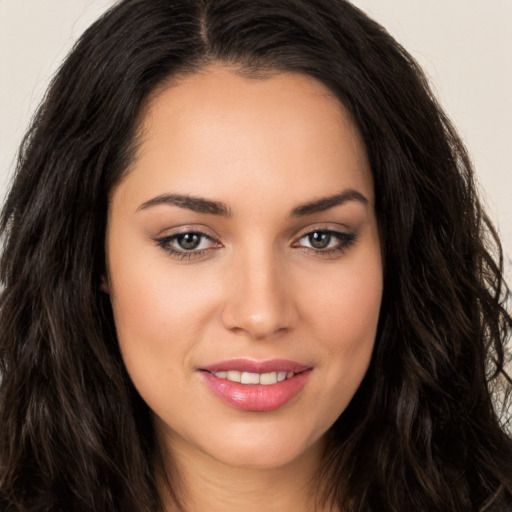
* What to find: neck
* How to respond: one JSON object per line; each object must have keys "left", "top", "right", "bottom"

{"left": 157, "top": 433, "right": 333, "bottom": 512}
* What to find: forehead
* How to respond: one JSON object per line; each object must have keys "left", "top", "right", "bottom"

{"left": 119, "top": 66, "right": 373, "bottom": 210}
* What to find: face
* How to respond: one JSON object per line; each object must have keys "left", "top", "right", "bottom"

{"left": 105, "top": 67, "right": 382, "bottom": 471}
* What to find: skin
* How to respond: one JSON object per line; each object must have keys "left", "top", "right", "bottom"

{"left": 104, "top": 66, "right": 383, "bottom": 511}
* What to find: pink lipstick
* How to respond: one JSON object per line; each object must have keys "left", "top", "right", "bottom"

{"left": 200, "top": 359, "right": 312, "bottom": 412}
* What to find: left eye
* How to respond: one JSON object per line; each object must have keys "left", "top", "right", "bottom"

{"left": 302, "top": 231, "right": 335, "bottom": 249}
{"left": 296, "top": 230, "right": 354, "bottom": 251}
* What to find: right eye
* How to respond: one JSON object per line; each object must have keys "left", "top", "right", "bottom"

{"left": 154, "top": 231, "right": 220, "bottom": 259}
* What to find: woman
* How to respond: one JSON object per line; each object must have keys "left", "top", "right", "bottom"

{"left": 1, "top": 0, "right": 511, "bottom": 511}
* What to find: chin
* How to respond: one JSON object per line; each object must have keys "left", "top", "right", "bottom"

{"left": 197, "top": 425, "right": 325, "bottom": 470}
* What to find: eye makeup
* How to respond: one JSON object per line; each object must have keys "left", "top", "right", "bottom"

{"left": 292, "top": 228, "right": 358, "bottom": 258}
{"left": 152, "top": 224, "right": 359, "bottom": 261}
{"left": 153, "top": 229, "right": 222, "bottom": 260}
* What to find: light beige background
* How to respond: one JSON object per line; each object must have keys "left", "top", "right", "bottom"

{"left": 1, "top": 0, "right": 511, "bottom": 283}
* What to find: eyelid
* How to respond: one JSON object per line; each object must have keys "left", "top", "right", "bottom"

{"left": 291, "top": 224, "right": 358, "bottom": 256}
{"left": 153, "top": 223, "right": 219, "bottom": 240}
{"left": 152, "top": 225, "right": 222, "bottom": 260}
{"left": 294, "top": 222, "right": 350, "bottom": 237}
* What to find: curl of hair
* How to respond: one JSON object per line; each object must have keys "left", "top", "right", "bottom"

{"left": 1, "top": 1, "right": 511, "bottom": 511}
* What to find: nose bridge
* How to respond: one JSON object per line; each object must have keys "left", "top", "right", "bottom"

{"left": 221, "top": 240, "right": 296, "bottom": 339}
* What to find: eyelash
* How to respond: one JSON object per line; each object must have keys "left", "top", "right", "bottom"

{"left": 293, "top": 229, "right": 358, "bottom": 257}
{"left": 153, "top": 231, "right": 218, "bottom": 260}
{"left": 153, "top": 228, "right": 357, "bottom": 260}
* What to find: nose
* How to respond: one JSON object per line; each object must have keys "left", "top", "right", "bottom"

{"left": 221, "top": 247, "right": 298, "bottom": 340}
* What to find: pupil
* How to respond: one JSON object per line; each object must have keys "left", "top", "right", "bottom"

{"left": 178, "top": 233, "right": 201, "bottom": 250}
{"left": 309, "top": 232, "right": 330, "bottom": 249}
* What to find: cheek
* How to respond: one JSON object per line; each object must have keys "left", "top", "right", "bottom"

{"left": 302, "top": 254, "right": 382, "bottom": 408}
{"left": 326, "top": 275, "right": 381, "bottom": 346}
{"left": 306, "top": 258, "right": 382, "bottom": 347}
{"left": 106, "top": 233, "right": 221, "bottom": 391}
{"left": 108, "top": 215, "right": 215, "bottom": 332}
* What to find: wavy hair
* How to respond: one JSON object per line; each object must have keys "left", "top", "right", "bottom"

{"left": 1, "top": 0, "right": 511, "bottom": 510}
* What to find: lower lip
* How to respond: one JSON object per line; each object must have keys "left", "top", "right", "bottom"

{"left": 201, "top": 370, "right": 312, "bottom": 412}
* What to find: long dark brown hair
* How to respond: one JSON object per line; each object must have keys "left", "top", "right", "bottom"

{"left": 1, "top": 0, "right": 511, "bottom": 510}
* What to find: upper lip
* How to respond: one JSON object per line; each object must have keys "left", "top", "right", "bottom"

{"left": 200, "top": 358, "right": 310, "bottom": 374}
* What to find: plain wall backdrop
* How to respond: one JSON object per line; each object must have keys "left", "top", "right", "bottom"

{"left": 1, "top": 0, "right": 511, "bottom": 283}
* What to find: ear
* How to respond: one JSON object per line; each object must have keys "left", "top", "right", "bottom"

{"left": 100, "top": 274, "right": 110, "bottom": 293}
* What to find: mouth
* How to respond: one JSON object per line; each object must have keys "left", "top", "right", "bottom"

{"left": 199, "top": 359, "right": 312, "bottom": 412}
{"left": 207, "top": 370, "right": 297, "bottom": 385}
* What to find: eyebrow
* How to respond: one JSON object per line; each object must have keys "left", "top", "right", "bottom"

{"left": 137, "top": 188, "right": 368, "bottom": 217}
{"left": 290, "top": 189, "right": 368, "bottom": 217}
{"left": 137, "top": 193, "right": 233, "bottom": 216}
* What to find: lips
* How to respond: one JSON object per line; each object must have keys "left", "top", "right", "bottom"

{"left": 199, "top": 358, "right": 312, "bottom": 412}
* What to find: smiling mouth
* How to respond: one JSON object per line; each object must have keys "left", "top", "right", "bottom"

{"left": 200, "top": 360, "right": 312, "bottom": 411}
{"left": 207, "top": 370, "right": 297, "bottom": 385}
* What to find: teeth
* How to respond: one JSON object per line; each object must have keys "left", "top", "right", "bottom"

{"left": 260, "top": 372, "right": 278, "bottom": 385}
{"left": 226, "top": 370, "right": 241, "bottom": 383}
{"left": 213, "top": 370, "right": 296, "bottom": 384}
{"left": 240, "top": 372, "right": 260, "bottom": 384}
